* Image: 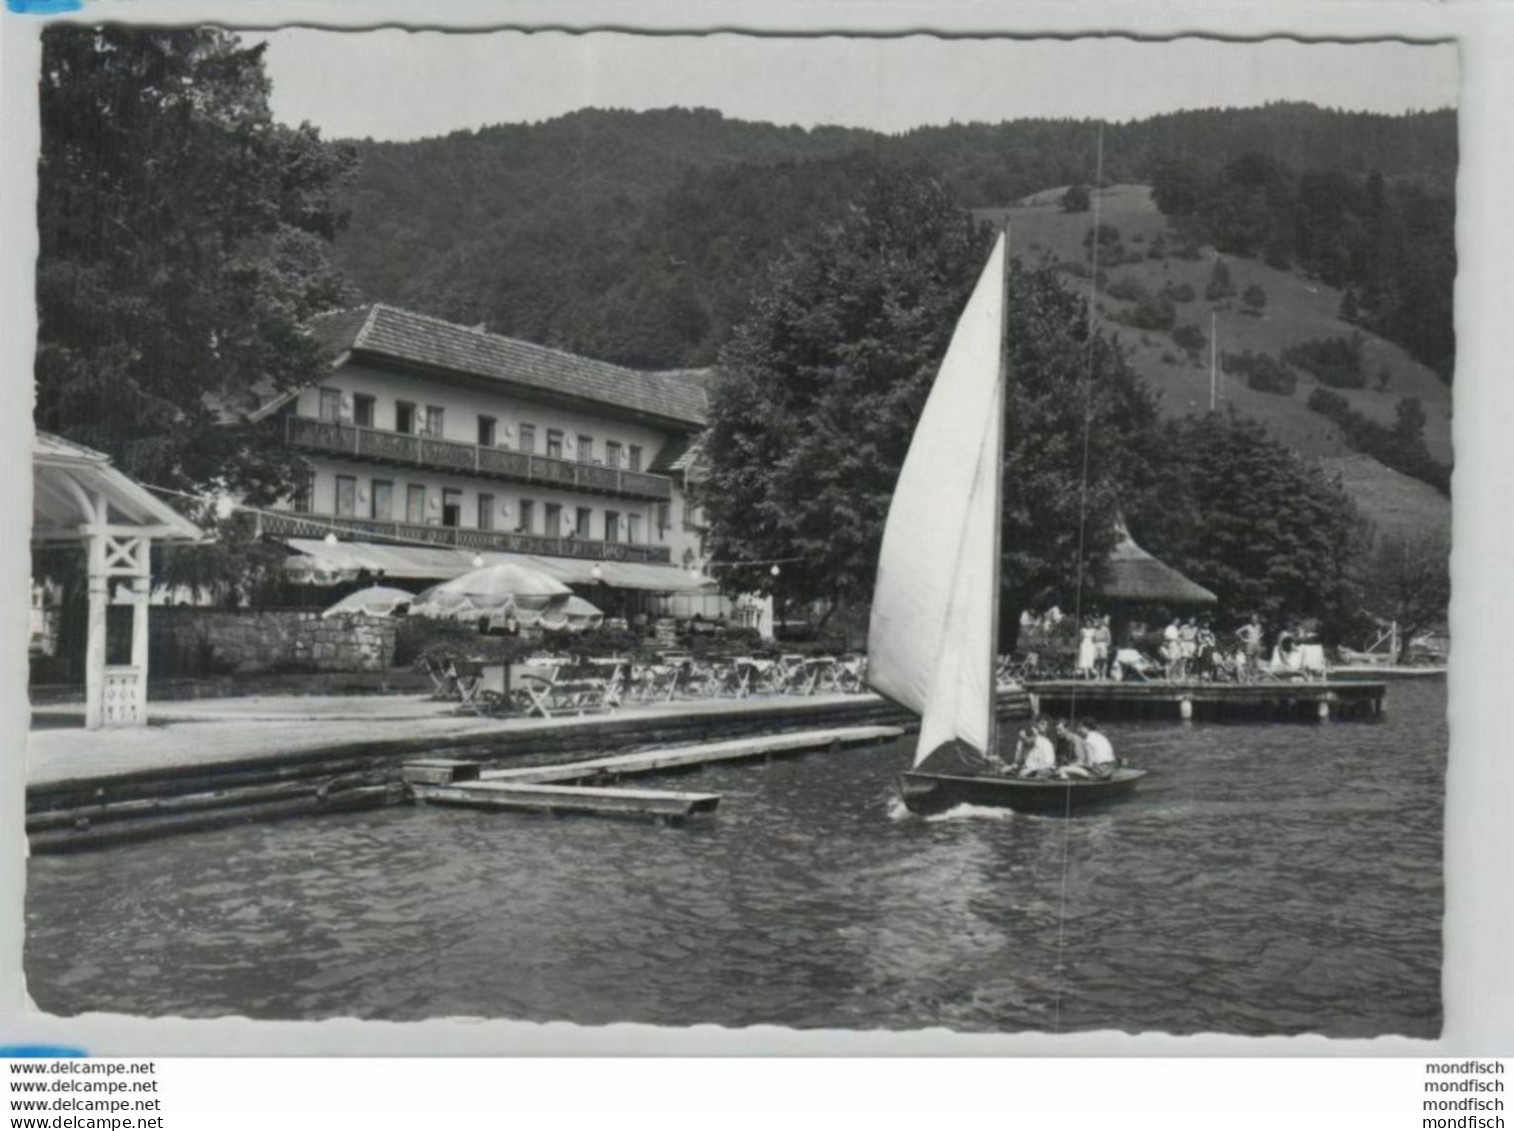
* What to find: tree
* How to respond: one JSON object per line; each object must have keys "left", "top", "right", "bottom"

{"left": 1242, "top": 283, "right": 1267, "bottom": 310}
{"left": 1356, "top": 531, "right": 1450, "bottom": 663}
{"left": 1061, "top": 183, "right": 1091, "bottom": 213}
{"left": 35, "top": 27, "right": 358, "bottom": 505}
{"left": 702, "top": 169, "right": 1161, "bottom": 649}
{"left": 1393, "top": 396, "right": 1428, "bottom": 443}
{"left": 1131, "top": 412, "right": 1369, "bottom": 641}
{"left": 1205, "top": 258, "right": 1236, "bottom": 301}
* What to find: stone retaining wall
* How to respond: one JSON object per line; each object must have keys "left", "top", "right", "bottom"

{"left": 149, "top": 609, "right": 397, "bottom": 675}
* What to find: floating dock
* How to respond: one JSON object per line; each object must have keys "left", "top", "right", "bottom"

{"left": 402, "top": 725, "right": 904, "bottom": 822}
{"left": 481, "top": 725, "right": 905, "bottom": 785}
{"left": 1025, "top": 679, "right": 1387, "bottom": 722}
{"left": 410, "top": 779, "right": 722, "bottom": 821}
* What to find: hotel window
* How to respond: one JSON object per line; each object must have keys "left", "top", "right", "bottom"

{"left": 656, "top": 502, "right": 669, "bottom": 536}
{"left": 604, "top": 510, "right": 620, "bottom": 542}
{"left": 335, "top": 475, "right": 358, "bottom": 518}
{"left": 442, "top": 488, "right": 463, "bottom": 528}
{"left": 628, "top": 445, "right": 642, "bottom": 472}
{"left": 575, "top": 506, "right": 592, "bottom": 538}
{"left": 372, "top": 479, "right": 393, "bottom": 521}
{"left": 518, "top": 499, "right": 535, "bottom": 534}
{"left": 546, "top": 430, "right": 564, "bottom": 459}
{"left": 424, "top": 405, "right": 445, "bottom": 438}
{"left": 626, "top": 514, "right": 641, "bottom": 544}
{"left": 477, "top": 416, "right": 497, "bottom": 447}
{"left": 353, "top": 394, "right": 375, "bottom": 428}
{"left": 477, "top": 492, "right": 495, "bottom": 532}
{"left": 395, "top": 402, "right": 416, "bottom": 434}
{"left": 578, "top": 435, "right": 594, "bottom": 464}
{"left": 518, "top": 423, "right": 536, "bottom": 454}
{"left": 605, "top": 441, "right": 622, "bottom": 469}
{"left": 291, "top": 470, "right": 314, "bottom": 514}
{"left": 543, "top": 502, "right": 560, "bottom": 537}
{"left": 319, "top": 387, "right": 342, "bottom": 423}
{"left": 406, "top": 484, "right": 426, "bottom": 524}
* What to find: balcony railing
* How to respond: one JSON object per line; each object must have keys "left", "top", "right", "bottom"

{"left": 262, "top": 510, "right": 673, "bottom": 565}
{"left": 281, "top": 415, "right": 674, "bottom": 501}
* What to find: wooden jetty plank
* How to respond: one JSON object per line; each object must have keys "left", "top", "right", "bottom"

{"left": 412, "top": 780, "right": 720, "bottom": 819}
{"left": 479, "top": 724, "right": 904, "bottom": 785}
{"left": 401, "top": 759, "right": 482, "bottom": 786}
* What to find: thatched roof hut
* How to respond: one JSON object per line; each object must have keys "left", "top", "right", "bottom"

{"left": 1092, "top": 521, "right": 1217, "bottom": 606}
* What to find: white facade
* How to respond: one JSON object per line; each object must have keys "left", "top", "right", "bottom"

{"left": 261, "top": 317, "right": 710, "bottom": 579}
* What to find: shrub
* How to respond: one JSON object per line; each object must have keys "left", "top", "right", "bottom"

{"left": 1082, "top": 222, "right": 1122, "bottom": 250}
{"left": 1284, "top": 334, "right": 1366, "bottom": 389}
{"left": 1161, "top": 281, "right": 1196, "bottom": 303}
{"left": 1161, "top": 351, "right": 1178, "bottom": 365}
{"left": 1171, "top": 322, "right": 1207, "bottom": 354}
{"left": 1110, "top": 293, "right": 1176, "bottom": 331}
{"left": 1061, "top": 184, "right": 1091, "bottom": 212}
{"left": 1243, "top": 283, "right": 1267, "bottom": 310}
{"left": 1222, "top": 349, "right": 1298, "bottom": 396}
{"left": 1104, "top": 275, "right": 1146, "bottom": 302}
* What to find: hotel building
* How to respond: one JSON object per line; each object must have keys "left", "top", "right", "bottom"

{"left": 249, "top": 303, "right": 717, "bottom": 605}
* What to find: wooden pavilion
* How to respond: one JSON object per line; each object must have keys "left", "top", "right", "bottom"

{"left": 1092, "top": 519, "right": 1217, "bottom": 646}
{"left": 32, "top": 433, "right": 205, "bottom": 728}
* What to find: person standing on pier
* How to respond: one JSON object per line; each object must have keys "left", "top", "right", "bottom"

{"left": 1093, "top": 616, "right": 1112, "bottom": 680}
{"left": 1238, "top": 615, "right": 1263, "bottom": 681}
{"left": 1163, "top": 618, "right": 1182, "bottom": 679}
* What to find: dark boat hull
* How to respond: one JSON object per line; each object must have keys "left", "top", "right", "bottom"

{"left": 899, "top": 767, "right": 1147, "bottom": 816}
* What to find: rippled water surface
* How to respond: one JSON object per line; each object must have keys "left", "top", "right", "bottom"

{"left": 25, "top": 681, "right": 1445, "bottom": 1036}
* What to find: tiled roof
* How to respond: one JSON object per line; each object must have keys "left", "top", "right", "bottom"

{"left": 649, "top": 433, "right": 703, "bottom": 476}
{"left": 306, "top": 304, "right": 709, "bottom": 429}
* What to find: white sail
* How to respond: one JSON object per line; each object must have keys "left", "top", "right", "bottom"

{"left": 867, "top": 233, "right": 1007, "bottom": 768}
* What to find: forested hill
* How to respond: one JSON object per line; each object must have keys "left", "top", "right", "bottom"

{"left": 329, "top": 102, "right": 1456, "bottom": 370}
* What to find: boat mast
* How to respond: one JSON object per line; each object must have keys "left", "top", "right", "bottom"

{"left": 989, "top": 221, "right": 1011, "bottom": 759}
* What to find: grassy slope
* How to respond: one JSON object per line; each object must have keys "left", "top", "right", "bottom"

{"left": 979, "top": 185, "right": 1452, "bottom": 540}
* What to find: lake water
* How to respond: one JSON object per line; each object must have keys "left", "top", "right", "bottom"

{"left": 24, "top": 680, "right": 1445, "bottom": 1037}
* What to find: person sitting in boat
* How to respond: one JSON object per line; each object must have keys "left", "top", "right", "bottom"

{"left": 1052, "top": 719, "right": 1094, "bottom": 779}
{"left": 1077, "top": 720, "right": 1118, "bottom": 779}
{"left": 1012, "top": 720, "right": 1058, "bottom": 778}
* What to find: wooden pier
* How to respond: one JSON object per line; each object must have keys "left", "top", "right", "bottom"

{"left": 1025, "top": 679, "right": 1387, "bottom": 722}
{"left": 402, "top": 725, "right": 904, "bottom": 822}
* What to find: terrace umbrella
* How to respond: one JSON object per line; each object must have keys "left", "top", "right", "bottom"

{"left": 320, "top": 585, "right": 417, "bottom": 618}
{"left": 411, "top": 562, "right": 571, "bottom": 624}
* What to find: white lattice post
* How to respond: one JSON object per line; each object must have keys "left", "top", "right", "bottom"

{"left": 130, "top": 537, "right": 151, "bottom": 716}
{"left": 84, "top": 526, "right": 108, "bottom": 730}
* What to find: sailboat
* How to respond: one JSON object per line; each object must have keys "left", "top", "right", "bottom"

{"left": 866, "top": 228, "right": 1147, "bottom": 817}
